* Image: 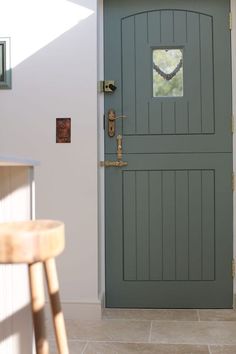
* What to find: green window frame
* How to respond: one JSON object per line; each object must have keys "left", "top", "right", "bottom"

{"left": 0, "top": 38, "right": 11, "bottom": 89}
{"left": 153, "top": 48, "right": 183, "bottom": 98}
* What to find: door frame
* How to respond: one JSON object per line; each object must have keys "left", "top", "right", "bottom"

{"left": 232, "top": 0, "right": 236, "bottom": 297}
{"left": 98, "top": 0, "right": 236, "bottom": 304}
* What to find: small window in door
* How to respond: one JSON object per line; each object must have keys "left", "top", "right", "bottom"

{"left": 153, "top": 49, "right": 183, "bottom": 97}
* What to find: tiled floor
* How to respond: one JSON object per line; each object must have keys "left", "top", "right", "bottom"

{"left": 49, "top": 309, "right": 236, "bottom": 353}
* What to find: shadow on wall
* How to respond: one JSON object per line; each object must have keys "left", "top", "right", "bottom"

{"left": 0, "top": 289, "right": 65, "bottom": 353}
{"left": 0, "top": 304, "right": 33, "bottom": 353}
{"left": 0, "top": 0, "right": 94, "bottom": 69}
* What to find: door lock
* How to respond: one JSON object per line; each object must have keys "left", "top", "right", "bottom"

{"left": 104, "top": 81, "right": 117, "bottom": 93}
{"left": 108, "top": 109, "right": 127, "bottom": 137}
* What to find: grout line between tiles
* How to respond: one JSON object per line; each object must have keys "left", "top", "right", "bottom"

{"left": 64, "top": 339, "right": 228, "bottom": 346}
{"left": 148, "top": 320, "right": 153, "bottom": 342}
{"left": 81, "top": 341, "right": 89, "bottom": 354}
{"left": 85, "top": 339, "right": 218, "bottom": 347}
{"left": 197, "top": 310, "right": 200, "bottom": 321}
{"left": 102, "top": 318, "right": 154, "bottom": 322}
{"left": 208, "top": 344, "right": 212, "bottom": 354}
{"left": 75, "top": 340, "right": 159, "bottom": 345}
{"left": 49, "top": 338, "right": 219, "bottom": 350}
{"left": 61, "top": 340, "right": 88, "bottom": 343}
{"left": 100, "top": 318, "right": 236, "bottom": 324}
{"left": 102, "top": 318, "right": 200, "bottom": 322}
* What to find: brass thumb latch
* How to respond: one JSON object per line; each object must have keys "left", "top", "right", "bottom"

{"left": 117, "top": 135, "right": 123, "bottom": 160}
{"left": 100, "top": 160, "right": 128, "bottom": 168}
{"left": 100, "top": 135, "right": 128, "bottom": 168}
{"left": 108, "top": 109, "right": 127, "bottom": 137}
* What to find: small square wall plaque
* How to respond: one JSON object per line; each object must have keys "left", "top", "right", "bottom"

{"left": 56, "top": 118, "right": 71, "bottom": 143}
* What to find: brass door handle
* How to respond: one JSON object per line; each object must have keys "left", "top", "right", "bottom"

{"left": 100, "top": 160, "right": 128, "bottom": 168}
{"left": 108, "top": 109, "right": 127, "bottom": 137}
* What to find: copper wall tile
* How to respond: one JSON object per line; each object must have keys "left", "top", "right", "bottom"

{"left": 56, "top": 118, "right": 71, "bottom": 143}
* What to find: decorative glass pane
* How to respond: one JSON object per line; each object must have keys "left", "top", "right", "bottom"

{"left": 153, "top": 49, "right": 183, "bottom": 97}
{"left": 0, "top": 44, "right": 4, "bottom": 81}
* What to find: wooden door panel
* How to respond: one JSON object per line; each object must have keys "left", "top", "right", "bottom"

{"left": 175, "top": 171, "right": 189, "bottom": 280}
{"left": 122, "top": 134, "right": 230, "bottom": 154}
{"left": 122, "top": 11, "right": 214, "bottom": 136}
{"left": 122, "top": 169, "right": 215, "bottom": 282}
{"left": 105, "top": 0, "right": 232, "bottom": 154}
{"left": 105, "top": 153, "right": 232, "bottom": 308}
{"left": 104, "top": 0, "right": 232, "bottom": 308}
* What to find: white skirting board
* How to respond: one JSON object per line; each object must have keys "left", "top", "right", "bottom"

{"left": 45, "top": 300, "right": 103, "bottom": 321}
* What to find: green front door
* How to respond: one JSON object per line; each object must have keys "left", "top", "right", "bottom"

{"left": 104, "top": 0, "right": 233, "bottom": 308}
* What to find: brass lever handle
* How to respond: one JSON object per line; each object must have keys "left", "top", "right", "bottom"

{"left": 100, "top": 160, "right": 128, "bottom": 168}
{"left": 108, "top": 109, "right": 127, "bottom": 137}
{"left": 108, "top": 109, "right": 127, "bottom": 121}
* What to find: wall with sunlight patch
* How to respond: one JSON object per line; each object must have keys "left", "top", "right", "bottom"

{"left": 0, "top": 0, "right": 100, "bottom": 312}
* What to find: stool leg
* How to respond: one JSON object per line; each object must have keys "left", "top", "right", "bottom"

{"left": 28, "top": 262, "right": 49, "bottom": 354}
{"left": 44, "top": 258, "right": 69, "bottom": 354}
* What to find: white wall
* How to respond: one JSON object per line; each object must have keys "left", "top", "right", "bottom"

{"left": 0, "top": 0, "right": 101, "bottom": 317}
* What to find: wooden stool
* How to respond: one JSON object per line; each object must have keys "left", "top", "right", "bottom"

{"left": 0, "top": 220, "right": 69, "bottom": 354}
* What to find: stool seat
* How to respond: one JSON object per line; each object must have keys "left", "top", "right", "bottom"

{"left": 0, "top": 220, "right": 65, "bottom": 263}
{"left": 0, "top": 219, "right": 68, "bottom": 354}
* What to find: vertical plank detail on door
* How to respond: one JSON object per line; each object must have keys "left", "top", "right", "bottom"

{"left": 148, "top": 11, "right": 161, "bottom": 44}
{"left": 160, "top": 11, "right": 174, "bottom": 43}
{"left": 176, "top": 100, "right": 189, "bottom": 134}
{"left": 189, "top": 171, "right": 202, "bottom": 280}
{"left": 136, "top": 171, "right": 150, "bottom": 280}
{"left": 200, "top": 16, "right": 214, "bottom": 133}
{"left": 149, "top": 171, "right": 163, "bottom": 280}
{"left": 149, "top": 101, "right": 162, "bottom": 134}
{"left": 186, "top": 13, "right": 202, "bottom": 134}
{"left": 176, "top": 171, "right": 189, "bottom": 280}
{"left": 148, "top": 11, "right": 162, "bottom": 134}
{"left": 202, "top": 170, "right": 215, "bottom": 280}
{"left": 135, "top": 13, "right": 150, "bottom": 134}
{"left": 162, "top": 171, "right": 176, "bottom": 280}
{"left": 122, "top": 17, "right": 136, "bottom": 135}
{"left": 174, "top": 10, "right": 187, "bottom": 43}
{"left": 123, "top": 172, "right": 137, "bottom": 280}
{"left": 162, "top": 101, "right": 176, "bottom": 134}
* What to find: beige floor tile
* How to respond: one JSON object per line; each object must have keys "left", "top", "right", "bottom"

{"left": 198, "top": 309, "right": 236, "bottom": 322}
{"left": 84, "top": 342, "right": 209, "bottom": 354}
{"left": 210, "top": 345, "right": 236, "bottom": 354}
{"left": 103, "top": 309, "right": 198, "bottom": 321}
{"left": 49, "top": 340, "right": 87, "bottom": 354}
{"left": 48, "top": 319, "right": 151, "bottom": 342}
{"left": 150, "top": 321, "right": 236, "bottom": 345}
